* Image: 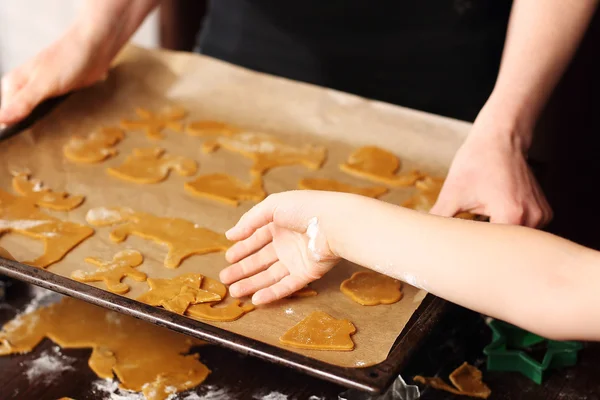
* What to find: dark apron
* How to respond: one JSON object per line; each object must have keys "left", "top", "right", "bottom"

{"left": 196, "top": 0, "right": 513, "bottom": 122}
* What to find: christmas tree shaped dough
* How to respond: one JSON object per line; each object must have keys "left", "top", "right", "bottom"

{"left": 121, "top": 107, "right": 187, "bottom": 140}
{"left": 184, "top": 173, "right": 266, "bottom": 206}
{"left": 340, "top": 271, "right": 402, "bottom": 306}
{"left": 204, "top": 131, "right": 327, "bottom": 176}
{"left": 63, "top": 127, "right": 124, "bottom": 163}
{"left": 279, "top": 311, "right": 356, "bottom": 351}
{"left": 298, "top": 178, "right": 388, "bottom": 198}
{"left": 107, "top": 147, "right": 197, "bottom": 184}
{"left": 71, "top": 249, "right": 146, "bottom": 294}
{"left": 0, "top": 297, "right": 209, "bottom": 400}
{"left": 186, "top": 120, "right": 238, "bottom": 137}
{"left": 0, "top": 181, "right": 93, "bottom": 268}
{"left": 340, "top": 146, "right": 424, "bottom": 187}
{"left": 137, "top": 273, "right": 222, "bottom": 315}
{"left": 86, "top": 207, "right": 232, "bottom": 268}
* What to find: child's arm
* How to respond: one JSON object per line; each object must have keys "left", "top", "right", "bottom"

{"left": 223, "top": 190, "right": 600, "bottom": 341}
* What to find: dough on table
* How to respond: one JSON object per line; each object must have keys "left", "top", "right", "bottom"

{"left": 0, "top": 180, "right": 93, "bottom": 268}
{"left": 279, "top": 311, "right": 356, "bottom": 351}
{"left": 340, "top": 146, "right": 424, "bottom": 187}
{"left": 71, "top": 249, "right": 146, "bottom": 294}
{"left": 298, "top": 177, "right": 388, "bottom": 198}
{"left": 414, "top": 362, "right": 491, "bottom": 399}
{"left": 340, "top": 271, "right": 402, "bottom": 306}
{"left": 12, "top": 173, "right": 84, "bottom": 211}
{"left": 402, "top": 176, "right": 476, "bottom": 220}
{"left": 184, "top": 173, "right": 266, "bottom": 206}
{"left": 63, "top": 127, "right": 125, "bottom": 163}
{"left": 137, "top": 273, "right": 222, "bottom": 315}
{"left": 186, "top": 120, "right": 239, "bottom": 137}
{"left": 86, "top": 207, "right": 232, "bottom": 268}
{"left": 107, "top": 147, "right": 198, "bottom": 184}
{"left": 0, "top": 297, "right": 209, "bottom": 400}
{"left": 204, "top": 131, "right": 327, "bottom": 176}
{"left": 120, "top": 106, "right": 187, "bottom": 140}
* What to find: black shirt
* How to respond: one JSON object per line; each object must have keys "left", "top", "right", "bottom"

{"left": 196, "top": 0, "right": 513, "bottom": 122}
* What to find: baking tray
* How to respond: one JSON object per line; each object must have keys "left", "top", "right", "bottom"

{"left": 0, "top": 96, "right": 448, "bottom": 394}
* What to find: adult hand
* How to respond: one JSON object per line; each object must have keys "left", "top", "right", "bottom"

{"left": 221, "top": 191, "right": 342, "bottom": 305}
{"left": 430, "top": 110, "right": 552, "bottom": 227}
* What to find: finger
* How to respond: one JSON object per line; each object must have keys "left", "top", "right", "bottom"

{"left": 0, "top": 79, "right": 48, "bottom": 125}
{"left": 226, "top": 195, "right": 280, "bottom": 241}
{"left": 220, "top": 243, "right": 278, "bottom": 285}
{"left": 229, "top": 261, "right": 289, "bottom": 298}
{"left": 252, "top": 275, "right": 310, "bottom": 305}
{"left": 225, "top": 224, "right": 273, "bottom": 263}
{"left": 489, "top": 205, "right": 526, "bottom": 225}
{"left": 429, "top": 196, "right": 460, "bottom": 218}
{"left": 1, "top": 70, "right": 28, "bottom": 111}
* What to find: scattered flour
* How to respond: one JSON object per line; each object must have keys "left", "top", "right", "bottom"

{"left": 253, "top": 392, "right": 288, "bottom": 400}
{"left": 308, "top": 397, "right": 325, "bottom": 400}
{"left": 22, "top": 285, "right": 60, "bottom": 314}
{"left": 92, "top": 379, "right": 145, "bottom": 400}
{"left": 0, "top": 220, "right": 49, "bottom": 231}
{"left": 192, "top": 385, "right": 232, "bottom": 400}
{"left": 86, "top": 207, "right": 132, "bottom": 224}
{"left": 21, "top": 346, "right": 75, "bottom": 384}
{"left": 284, "top": 308, "right": 294, "bottom": 315}
{"left": 306, "top": 217, "right": 321, "bottom": 262}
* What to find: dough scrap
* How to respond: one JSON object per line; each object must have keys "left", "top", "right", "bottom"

{"left": 137, "top": 273, "right": 222, "bottom": 315}
{"left": 186, "top": 299, "right": 255, "bottom": 322}
{"left": 279, "top": 311, "right": 356, "bottom": 351}
{"left": 107, "top": 147, "right": 198, "bottom": 184}
{"left": 121, "top": 107, "right": 187, "bottom": 140}
{"left": 184, "top": 173, "right": 266, "bottom": 206}
{"left": 12, "top": 173, "right": 84, "bottom": 211}
{"left": 186, "top": 120, "right": 239, "bottom": 137}
{"left": 63, "top": 127, "right": 125, "bottom": 163}
{"left": 204, "top": 131, "right": 327, "bottom": 176}
{"left": 340, "top": 146, "right": 424, "bottom": 187}
{"left": 402, "top": 176, "right": 476, "bottom": 220}
{"left": 289, "top": 286, "right": 318, "bottom": 298}
{"left": 340, "top": 271, "right": 402, "bottom": 306}
{"left": 414, "top": 362, "right": 491, "bottom": 399}
{"left": 71, "top": 249, "right": 146, "bottom": 294}
{"left": 0, "top": 297, "right": 209, "bottom": 400}
{"left": 298, "top": 178, "right": 388, "bottom": 198}
{"left": 86, "top": 207, "right": 232, "bottom": 268}
{"left": 0, "top": 185, "right": 94, "bottom": 268}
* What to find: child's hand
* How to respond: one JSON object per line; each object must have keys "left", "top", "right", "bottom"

{"left": 221, "top": 191, "right": 342, "bottom": 305}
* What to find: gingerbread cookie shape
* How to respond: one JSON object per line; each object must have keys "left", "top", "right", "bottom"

{"left": 0, "top": 297, "right": 209, "bottom": 400}
{"left": 414, "top": 362, "right": 491, "bottom": 399}
{"left": 184, "top": 173, "right": 266, "bottom": 206}
{"left": 279, "top": 311, "right": 356, "bottom": 351}
{"left": 137, "top": 273, "right": 222, "bottom": 315}
{"left": 298, "top": 178, "right": 388, "bottom": 198}
{"left": 204, "top": 131, "right": 327, "bottom": 176}
{"left": 340, "top": 146, "right": 424, "bottom": 187}
{"left": 86, "top": 207, "right": 232, "bottom": 268}
{"left": 186, "top": 120, "right": 239, "bottom": 137}
{"left": 0, "top": 182, "right": 93, "bottom": 268}
{"left": 63, "top": 127, "right": 125, "bottom": 164}
{"left": 120, "top": 106, "right": 187, "bottom": 140}
{"left": 289, "top": 286, "right": 318, "bottom": 298}
{"left": 107, "top": 147, "right": 198, "bottom": 184}
{"left": 71, "top": 249, "right": 146, "bottom": 294}
{"left": 12, "top": 173, "right": 84, "bottom": 211}
{"left": 340, "top": 271, "right": 402, "bottom": 306}
{"left": 402, "top": 175, "right": 476, "bottom": 220}
{"left": 186, "top": 299, "right": 255, "bottom": 322}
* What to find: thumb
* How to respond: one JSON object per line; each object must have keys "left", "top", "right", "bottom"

{"left": 430, "top": 194, "right": 460, "bottom": 217}
{"left": 0, "top": 79, "right": 47, "bottom": 125}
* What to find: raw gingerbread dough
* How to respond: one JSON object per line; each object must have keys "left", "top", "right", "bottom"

{"left": 86, "top": 207, "right": 231, "bottom": 268}
{"left": 120, "top": 107, "right": 187, "bottom": 140}
{"left": 137, "top": 273, "right": 222, "bottom": 315}
{"left": 186, "top": 120, "right": 239, "bottom": 137}
{"left": 71, "top": 249, "right": 146, "bottom": 294}
{"left": 184, "top": 173, "right": 266, "bottom": 206}
{"left": 12, "top": 173, "right": 84, "bottom": 211}
{"left": 414, "top": 362, "right": 491, "bottom": 399}
{"left": 186, "top": 299, "right": 255, "bottom": 322}
{"left": 204, "top": 132, "right": 327, "bottom": 176}
{"left": 107, "top": 147, "right": 198, "bottom": 184}
{"left": 0, "top": 181, "right": 94, "bottom": 268}
{"left": 63, "top": 127, "right": 125, "bottom": 163}
{"left": 340, "top": 146, "right": 424, "bottom": 187}
{"left": 298, "top": 177, "right": 388, "bottom": 198}
{"left": 279, "top": 311, "right": 356, "bottom": 351}
{"left": 0, "top": 297, "right": 209, "bottom": 400}
{"left": 402, "top": 176, "right": 476, "bottom": 220}
{"left": 340, "top": 271, "right": 402, "bottom": 306}
{"left": 289, "top": 286, "right": 318, "bottom": 298}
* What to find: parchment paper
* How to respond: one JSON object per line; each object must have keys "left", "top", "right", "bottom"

{"left": 0, "top": 45, "right": 470, "bottom": 368}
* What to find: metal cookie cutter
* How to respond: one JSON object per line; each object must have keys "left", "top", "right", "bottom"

{"left": 483, "top": 319, "right": 583, "bottom": 384}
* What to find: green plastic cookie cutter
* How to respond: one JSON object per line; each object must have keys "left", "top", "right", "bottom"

{"left": 483, "top": 319, "right": 583, "bottom": 384}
